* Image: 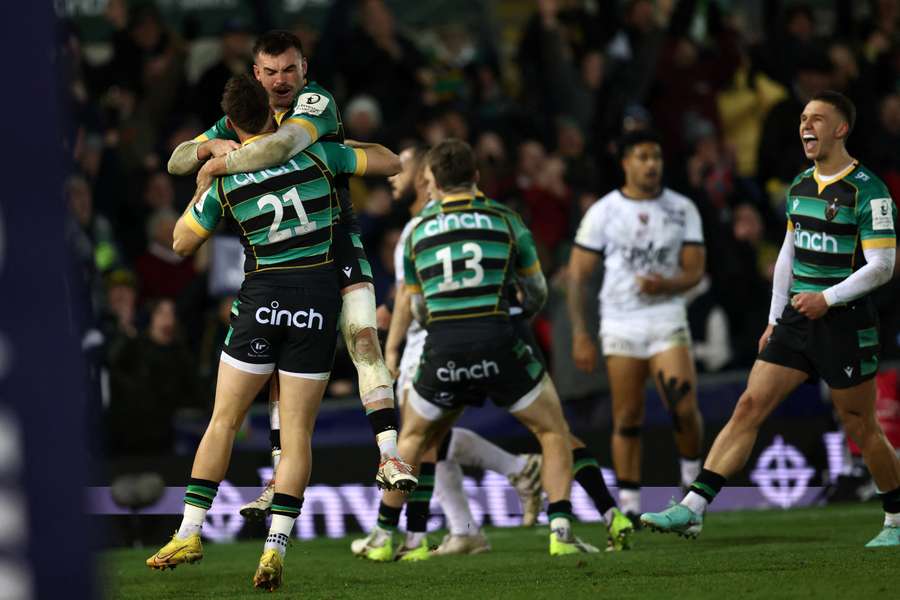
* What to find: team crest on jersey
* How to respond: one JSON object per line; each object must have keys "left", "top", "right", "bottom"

{"left": 638, "top": 213, "right": 649, "bottom": 225}
{"left": 825, "top": 198, "right": 839, "bottom": 221}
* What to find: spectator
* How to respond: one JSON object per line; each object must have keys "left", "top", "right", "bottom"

{"left": 107, "top": 298, "right": 201, "bottom": 455}
{"left": 135, "top": 208, "right": 196, "bottom": 302}
{"left": 344, "top": 95, "right": 384, "bottom": 141}
{"left": 192, "top": 18, "right": 253, "bottom": 126}
{"left": 522, "top": 155, "right": 572, "bottom": 272}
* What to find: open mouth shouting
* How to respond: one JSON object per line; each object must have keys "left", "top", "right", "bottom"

{"left": 802, "top": 132, "right": 818, "bottom": 155}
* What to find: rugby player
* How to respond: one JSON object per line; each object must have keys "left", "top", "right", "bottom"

{"left": 642, "top": 91, "right": 900, "bottom": 547}
{"left": 350, "top": 147, "right": 632, "bottom": 558}
{"left": 568, "top": 130, "right": 707, "bottom": 524}
{"left": 167, "top": 30, "right": 413, "bottom": 512}
{"left": 145, "top": 74, "right": 402, "bottom": 590}
{"left": 388, "top": 139, "right": 600, "bottom": 556}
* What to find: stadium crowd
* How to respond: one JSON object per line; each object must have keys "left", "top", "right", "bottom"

{"left": 62, "top": 0, "right": 900, "bottom": 458}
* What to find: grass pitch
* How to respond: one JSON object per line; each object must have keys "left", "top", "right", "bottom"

{"left": 105, "top": 503, "right": 896, "bottom": 599}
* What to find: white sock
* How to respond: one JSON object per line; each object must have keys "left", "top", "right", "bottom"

{"left": 271, "top": 447, "right": 281, "bottom": 471}
{"left": 885, "top": 512, "right": 900, "bottom": 527}
{"left": 680, "top": 457, "right": 702, "bottom": 488}
{"left": 176, "top": 504, "right": 207, "bottom": 540}
{"left": 376, "top": 429, "right": 399, "bottom": 459}
{"left": 550, "top": 516, "right": 572, "bottom": 539}
{"left": 264, "top": 514, "right": 296, "bottom": 557}
{"left": 681, "top": 491, "right": 709, "bottom": 515}
{"left": 448, "top": 428, "right": 524, "bottom": 476}
{"left": 436, "top": 460, "right": 477, "bottom": 535}
{"left": 269, "top": 398, "right": 280, "bottom": 429}
{"left": 602, "top": 507, "right": 617, "bottom": 525}
{"left": 405, "top": 531, "right": 426, "bottom": 548}
{"left": 618, "top": 488, "right": 641, "bottom": 515}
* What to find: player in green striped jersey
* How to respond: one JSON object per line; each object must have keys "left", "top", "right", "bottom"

{"left": 394, "top": 140, "right": 600, "bottom": 556}
{"left": 147, "top": 75, "right": 404, "bottom": 591}
{"left": 166, "top": 31, "right": 410, "bottom": 520}
{"left": 643, "top": 91, "right": 900, "bottom": 547}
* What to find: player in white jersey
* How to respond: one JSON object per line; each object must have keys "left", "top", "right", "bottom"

{"left": 567, "top": 130, "right": 706, "bottom": 525}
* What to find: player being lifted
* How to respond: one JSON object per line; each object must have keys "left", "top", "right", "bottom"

{"left": 568, "top": 130, "right": 706, "bottom": 524}
{"left": 642, "top": 91, "right": 900, "bottom": 547}
{"left": 167, "top": 31, "right": 414, "bottom": 509}
{"left": 350, "top": 146, "right": 633, "bottom": 560}
{"left": 146, "top": 74, "right": 402, "bottom": 589}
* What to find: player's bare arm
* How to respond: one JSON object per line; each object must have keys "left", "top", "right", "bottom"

{"left": 172, "top": 193, "right": 210, "bottom": 256}
{"left": 566, "top": 246, "right": 601, "bottom": 373}
{"left": 519, "top": 271, "right": 548, "bottom": 317}
{"left": 168, "top": 138, "right": 241, "bottom": 176}
{"left": 384, "top": 285, "right": 412, "bottom": 378}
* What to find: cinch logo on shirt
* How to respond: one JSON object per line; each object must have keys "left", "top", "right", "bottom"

{"left": 423, "top": 212, "right": 493, "bottom": 236}
{"left": 255, "top": 301, "right": 324, "bottom": 330}
{"left": 436, "top": 359, "right": 499, "bottom": 382}
{"left": 793, "top": 223, "right": 838, "bottom": 253}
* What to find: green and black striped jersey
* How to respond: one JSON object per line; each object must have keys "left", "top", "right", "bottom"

{"left": 403, "top": 192, "right": 541, "bottom": 323}
{"left": 786, "top": 161, "right": 897, "bottom": 296}
{"left": 185, "top": 139, "right": 367, "bottom": 274}
{"left": 193, "top": 80, "right": 343, "bottom": 145}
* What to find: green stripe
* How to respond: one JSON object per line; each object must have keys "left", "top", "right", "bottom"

{"left": 861, "top": 357, "right": 878, "bottom": 376}
{"left": 858, "top": 327, "right": 879, "bottom": 348}
{"left": 428, "top": 294, "right": 499, "bottom": 312}
{"left": 408, "top": 491, "right": 433, "bottom": 502}
{"left": 255, "top": 240, "right": 332, "bottom": 265}
{"left": 230, "top": 299, "right": 240, "bottom": 316}
{"left": 548, "top": 512, "right": 573, "bottom": 521}
{"left": 691, "top": 482, "right": 717, "bottom": 498}
{"left": 791, "top": 196, "right": 856, "bottom": 225}
{"left": 186, "top": 485, "right": 217, "bottom": 500}
{"left": 271, "top": 504, "right": 301, "bottom": 514}
{"left": 417, "top": 475, "right": 435, "bottom": 486}
{"left": 573, "top": 458, "right": 599, "bottom": 474}
{"left": 184, "top": 498, "right": 211, "bottom": 510}
{"left": 224, "top": 325, "right": 233, "bottom": 346}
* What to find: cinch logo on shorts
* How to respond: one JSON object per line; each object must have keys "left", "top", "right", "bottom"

{"left": 793, "top": 223, "right": 838, "bottom": 253}
{"left": 255, "top": 301, "right": 324, "bottom": 330}
{"left": 436, "top": 359, "right": 499, "bottom": 382}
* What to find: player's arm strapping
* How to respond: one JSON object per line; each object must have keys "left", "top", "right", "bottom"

{"left": 172, "top": 181, "right": 223, "bottom": 256}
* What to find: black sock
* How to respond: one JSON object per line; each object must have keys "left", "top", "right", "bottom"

{"left": 270, "top": 493, "right": 302, "bottom": 518}
{"left": 547, "top": 499, "right": 573, "bottom": 522}
{"left": 367, "top": 407, "right": 398, "bottom": 437}
{"left": 406, "top": 462, "right": 435, "bottom": 534}
{"left": 689, "top": 469, "right": 727, "bottom": 503}
{"left": 376, "top": 501, "right": 402, "bottom": 531}
{"left": 572, "top": 448, "right": 616, "bottom": 515}
{"left": 437, "top": 429, "right": 454, "bottom": 461}
{"left": 881, "top": 485, "right": 900, "bottom": 514}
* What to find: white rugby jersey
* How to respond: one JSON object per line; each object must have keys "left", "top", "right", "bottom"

{"left": 574, "top": 188, "right": 704, "bottom": 321}
{"left": 393, "top": 206, "right": 432, "bottom": 358}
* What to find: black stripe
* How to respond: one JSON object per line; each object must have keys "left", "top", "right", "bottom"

{"left": 792, "top": 214, "right": 858, "bottom": 235}
{"left": 419, "top": 257, "right": 508, "bottom": 281}
{"left": 228, "top": 168, "right": 324, "bottom": 206}
{"left": 794, "top": 248, "right": 854, "bottom": 268}
{"left": 430, "top": 306, "right": 506, "bottom": 320}
{"left": 413, "top": 229, "right": 511, "bottom": 254}
{"left": 794, "top": 274, "right": 846, "bottom": 286}
{"left": 245, "top": 254, "right": 333, "bottom": 274}
{"left": 253, "top": 226, "right": 332, "bottom": 258}
{"left": 429, "top": 284, "right": 502, "bottom": 299}
{"left": 682, "top": 240, "right": 705, "bottom": 246}
{"left": 242, "top": 194, "right": 331, "bottom": 233}
{"left": 859, "top": 345, "right": 879, "bottom": 360}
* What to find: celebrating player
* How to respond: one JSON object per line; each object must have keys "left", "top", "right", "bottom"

{"left": 145, "top": 74, "right": 402, "bottom": 590}
{"left": 167, "top": 30, "right": 413, "bottom": 513}
{"left": 567, "top": 130, "right": 706, "bottom": 524}
{"left": 642, "top": 91, "right": 900, "bottom": 548}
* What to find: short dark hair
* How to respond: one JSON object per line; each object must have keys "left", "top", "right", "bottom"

{"left": 811, "top": 90, "right": 856, "bottom": 135}
{"left": 252, "top": 29, "right": 304, "bottom": 57}
{"left": 618, "top": 129, "right": 662, "bottom": 160}
{"left": 221, "top": 74, "right": 271, "bottom": 134}
{"left": 426, "top": 139, "right": 477, "bottom": 190}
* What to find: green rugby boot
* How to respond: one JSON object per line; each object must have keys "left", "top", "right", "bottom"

{"left": 396, "top": 538, "right": 430, "bottom": 562}
{"left": 864, "top": 526, "right": 900, "bottom": 548}
{"left": 640, "top": 502, "right": 703, "bottom": 539}
{"left": 351, "top": 527, "right": 394, "bottom": 562}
